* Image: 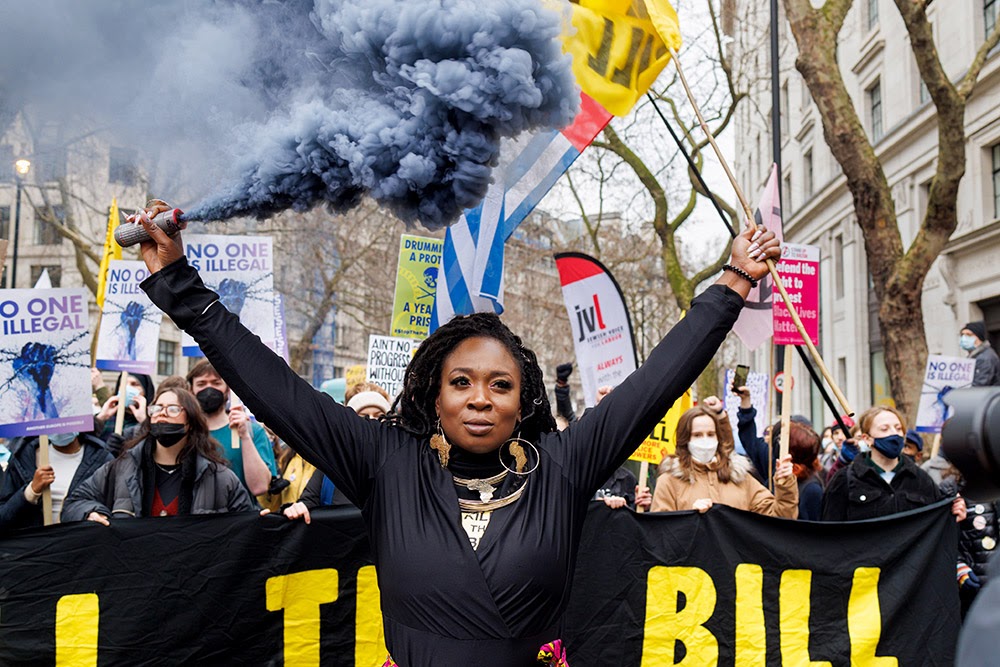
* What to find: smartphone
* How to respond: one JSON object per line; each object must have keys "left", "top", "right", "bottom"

{"left": 731, "top": 364, "right": 750, "bottom": 394}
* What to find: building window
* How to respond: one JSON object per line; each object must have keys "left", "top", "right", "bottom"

{"left": 782, "top": 174, "right": 793, "bottom": 216}
{"left": 867, "top": 80, "right": 883, "bottom": 142}
{"left": 158, "top": 340, "right": 176, "bottom": 376}
{"left": 0, "top": 145, "right": 13, "bottom": 182}
{"left": 34, "top": 204, "right": 64, "bottom": 245}
{"left": 37, "top": 146, "right": 67, "bottom": 182}
{"left": 30, "top": 265, "right": 61, "bottom": 287}
{"left": 804, "top": 150, "right": 814, "bottom": 198}
{"left": 987, "top": 0, "right": 998, "bottom": 39}
{"left": 109, "top": 146, "right": 139, "bottom": 186}
{"left": 867, "top": 0, "right": 879, "bottom": 32}
{"left": 834, "top": 234, "right": 845, "bottom": 299}
{"left": 919, "top": 79, "right": 929, "bottom": 105}
{"left": 993, "top": 144, "right": 1000, "bottom": 219}
{"left": 0, "top": 205, "right": 8, "bottom": 239}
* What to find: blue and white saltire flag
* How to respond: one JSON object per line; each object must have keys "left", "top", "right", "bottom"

{"left": 430, "top": 94, "right": 612, "bottom": 331}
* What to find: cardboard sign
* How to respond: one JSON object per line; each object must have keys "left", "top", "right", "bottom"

{"left": 0, "top": 288, "right": 93, "bottom": 437}
{"left": 773, "top": 243, "right": 819, "bottom": 345}
{"left": 95, "top": 260, "right": 163, "bottom": 374}
{"left": 181, "top": 234, "right": 276, "bottom": 356}
{"left": 631, "top": 392, "right": 692, "bottom": 464}
{"left": 390, "top": 235, "right": 442, "bottom": 341}
{"left": 366, "top": 335, "right": 419, "bottom": 398}
{"left": 915, "top": 355, "right": 976, "bottom": 433}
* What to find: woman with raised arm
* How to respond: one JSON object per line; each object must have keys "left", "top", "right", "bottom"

{"left": 131, "top": 201, "right": 779, "bottom": 666}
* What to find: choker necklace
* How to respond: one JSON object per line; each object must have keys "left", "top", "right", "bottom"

{"left": 452, "top": 470, "right": 508, "bottom": 502}
{"left": 155, "top": 462, "right": 180, "bottom": 474}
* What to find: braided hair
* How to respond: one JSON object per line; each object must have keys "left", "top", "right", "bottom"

{"left": 390, "top": 312, "right": 556, "bottom": 443}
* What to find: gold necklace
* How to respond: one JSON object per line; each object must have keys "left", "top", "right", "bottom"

{"left": 456, "top": 482, "right": 526, "bottom": 513}
{"left": 452, "top": 470, "right": 507, "bottom": 502}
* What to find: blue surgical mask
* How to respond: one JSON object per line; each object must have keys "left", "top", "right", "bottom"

{"left": 125, "top": 385, "right": 142, "bottom": 406}
{"left": 960, "top": 335, "right": 977, "bottom": 351}
{"left": 49, "top": 432, "right": 78, "bottom": 448}
{"left": 872, "top": 434, "right": 905, "bottom": 459}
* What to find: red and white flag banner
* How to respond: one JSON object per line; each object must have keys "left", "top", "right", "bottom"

{"left": 554, "top": 252, "right": 638, "bottom": 408}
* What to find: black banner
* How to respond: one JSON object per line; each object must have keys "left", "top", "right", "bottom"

{"left": 0, "top": 503, "right": 958, "bottom": 665}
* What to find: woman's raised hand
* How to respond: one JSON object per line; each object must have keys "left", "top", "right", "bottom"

{"left": 128, "top": 200, "right": 184, "bottom": 274}
{"left": 731, "top": 224, "right": 781, "bottom": 282}
{"left": 773, "top": 455, "right": 794, "bottom": 481}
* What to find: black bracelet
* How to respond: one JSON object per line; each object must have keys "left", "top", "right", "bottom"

{"left": 722, "top": 264, "right": 758, "bottom": 288}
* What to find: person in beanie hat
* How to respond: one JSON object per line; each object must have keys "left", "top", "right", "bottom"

{"left": 960, "top": 321, "right": 1000, "bottom": 386}
{"left": 903, "top": 429, "right": 924, "bottom": 462}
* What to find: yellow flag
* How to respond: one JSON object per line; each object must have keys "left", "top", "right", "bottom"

{"left": 96, "top": 198, "right": 122, "bottom": 308}
{"left": 563, "top": 0, "right": 683, "bottom": 116}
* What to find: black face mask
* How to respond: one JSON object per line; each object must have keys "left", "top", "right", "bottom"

{"left": 196, "top": 388, "right": 226, "bottom": 414}
{"left": 149, "top": 422, "right": 187, "bottom": 447}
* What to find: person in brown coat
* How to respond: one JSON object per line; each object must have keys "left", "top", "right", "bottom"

{"left": 651, "top": 405, "right": 798, "bottom": 517}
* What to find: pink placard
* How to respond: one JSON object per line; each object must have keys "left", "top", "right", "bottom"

{"left": 773, "top": 243, "right": 819, "bottom": 346}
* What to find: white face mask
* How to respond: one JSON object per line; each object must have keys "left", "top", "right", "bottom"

{"left": 688, "top": 437, "right": 719, "bottom": 465}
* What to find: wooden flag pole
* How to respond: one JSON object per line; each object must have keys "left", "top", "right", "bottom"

{"left": 779, "top": 345, "right": 794, "bottom": 459}
{"left": 669, "top": 48, "right": 853, "bottom": 417}
{"left": 38, "top": 435, "right": 53, "bottom": 526}
{"left": 114, "top": 372, "right": 129, "bottom": 435}
{"left": 636, "top": 460, "right": 649, "bottom": 513}
{"left": 230, "top": 392, "right": 243, "bottom": 450}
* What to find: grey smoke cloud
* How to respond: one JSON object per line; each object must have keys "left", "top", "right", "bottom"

{"left": 0, "top": 0, "right": 578, "bottom": 230}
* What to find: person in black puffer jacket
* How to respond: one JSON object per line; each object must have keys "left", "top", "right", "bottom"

{"left": 939, "top": 464, "right": 998, "bottom": 619}
{"left": 63, "top": 386, "right": 253, "bottom": 522}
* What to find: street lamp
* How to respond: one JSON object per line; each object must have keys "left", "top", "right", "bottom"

{"left": 10, "top": 158, "right": 30, "bottom": 288}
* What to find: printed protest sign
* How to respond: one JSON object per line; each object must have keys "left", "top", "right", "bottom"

{"left": 95, "top": 260, "right": 162, "bottom": 374}
{"left": 0, "top": 288, "right": 93, "bottom": 437}
{"left": 773, "top": 243, "right": 819, "bottom": 345}
{"left": 366, "top": 335, "right": 419, "bottom": 398}
{"left": 723, "top": 369, "right": 770, "bottom": 453}
{"left": 181, "top": 234, "right": 276, "bottom": 356}
{"left": 631, "top": 391, "right": 692, "bottom": 464}
{"left": 390, "top": 235, "right": 443, "bottom": 340}
{"left": 915, "top": 355, "right": 976, "bottom": 433}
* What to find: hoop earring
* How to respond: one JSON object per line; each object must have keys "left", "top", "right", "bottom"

{"left": 429, "top": 420, "right": 451, "bottom": 469}
{"left": 499, "top": 432, "right": 539, "bottom": 476}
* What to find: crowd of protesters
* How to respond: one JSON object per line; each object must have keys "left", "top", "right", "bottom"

{"left": 0, "top": 316, "right": 996, "bottom": 632}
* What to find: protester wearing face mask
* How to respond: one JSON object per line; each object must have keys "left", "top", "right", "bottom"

{"left": 651, "top": 406, "right": 798, "bottom": 517}
{"left": 821, "top": 406, "right": 966, "bottom": 522}
{"left": 0, "top": 432, "right": 112, "bottom": 530}
{"left": 62, "top": 388, "right": 254, "bottom": 523}
{"left": 186, "top": 360, "right": 277, "bottom": 496}
{"left": 95, "top": 373, "right": 155, "bottom": 441}
{"left": 960, "top": 321, "right": 1000, "bottom": 387}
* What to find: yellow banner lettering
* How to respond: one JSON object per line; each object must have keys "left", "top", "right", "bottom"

{"left": 848, "top": 568, "right": 897, "bottom": 666}
{"left": 266, "top": 569, "right": 339, "bottom": 666}
{"left": 735, "top": 564, "right": 766, "bottom": 666}
{"left": 779, "top": 570, "right": 831, "bottom": 666}
{"left": 642, "top": 566, "right": 718, "bottom": 665}
{"left": 55, "top": 593, "right": 99, "bottom": 667}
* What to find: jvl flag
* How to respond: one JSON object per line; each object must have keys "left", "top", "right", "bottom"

{"left": 554, "top": 252, "right": 638, "bottom": 408}
{"left": 732, "top": 164, "right": 784, "bottom": 350}
{"left": 566, "top": 0, "right": 682, "bottom": 116}
{"left": 96, "top": 199, "right": 122, "bottom": 309}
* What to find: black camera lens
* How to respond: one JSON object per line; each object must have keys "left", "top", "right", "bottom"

{"left": 942, "top": 387, "right": 1000, "bottom": 501}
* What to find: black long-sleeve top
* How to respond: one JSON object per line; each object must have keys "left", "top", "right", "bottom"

{"left": 141, "top": 257, "right": 744, "bottom": 666}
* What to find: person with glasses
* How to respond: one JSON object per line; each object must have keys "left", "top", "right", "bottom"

{"left": 63, "top": 387, "right": 254, "bottom": 522}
